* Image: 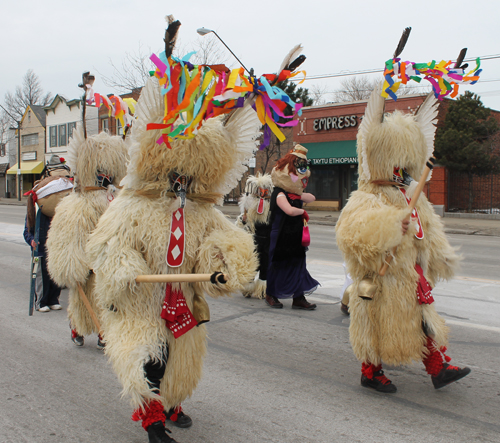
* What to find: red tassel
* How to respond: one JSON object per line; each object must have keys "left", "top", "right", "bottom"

{"left": 423, "top": 337, "right": 444, "bottom": 376}
{"left": 131, "top": 399, "right": 165, "bottom": 430}
{"left": 361, "top": 362, "right": 381, "bottom": 379}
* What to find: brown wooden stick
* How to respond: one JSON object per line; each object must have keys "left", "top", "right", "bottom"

{"left": 77, "top": 283, "right": 103, "bottom": 336}
{"left": 135, "top": 273, "right": 228, "bottom": 283}
{"left": 379, "top": 158, "right": 435, "bottom": 276}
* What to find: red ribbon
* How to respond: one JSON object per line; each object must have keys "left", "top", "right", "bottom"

{"left": 415, "top": 264, "right": 434, "bottom": 305}
{"left": 160, "top": 284, "right": 197, "bottom": 339}
{"left": 24, "top": 190, "right": 37, "bottom": 203}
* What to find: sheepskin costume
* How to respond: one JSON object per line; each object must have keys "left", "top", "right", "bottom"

{"left": 335, "top": 84, "right": 468, "bottom": 391}
{"left": 86, "top": 73, "right": 259, "bottom": 426}
{"left": 236, "top": 173, "right": 273, "bottom": 299}
{"left": 47, "top": 124, "right": 129, "bottom": 339}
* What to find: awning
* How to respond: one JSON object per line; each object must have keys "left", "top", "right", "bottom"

{"left": 302, "top": 140, "right": 358, "bottom": 165}
{"left": 7, "top": 161, "right": 44, "bottom": 175}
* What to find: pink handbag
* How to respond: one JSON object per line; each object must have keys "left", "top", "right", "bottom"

{"left": 301, "top": 220, "right": 310, "bottom": 247}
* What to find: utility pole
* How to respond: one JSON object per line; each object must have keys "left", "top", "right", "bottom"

{"left": 0, "top": 104, "right": 21, "bottom": 201}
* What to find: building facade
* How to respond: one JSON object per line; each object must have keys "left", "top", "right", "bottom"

{"left": 6, "top": 105, "right": 48, "bottom": 197}
{"left": 44, "top": 95, "right": 98, "bottom": 162}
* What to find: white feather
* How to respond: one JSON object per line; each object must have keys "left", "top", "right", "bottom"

{"left": 214, "top": 105, "right": 261, "bottom": 196}
{"left": 66, "top": 123, "right": 86, "bottom": 173}
{"left": 121, "top": 76, "right": 163, "bottom": 189}
{"left": 415, "top": 92, "right": 439, "bottom": 160}
{"left": 358, "top": 82, "right": 386, "bottom": 181}
{"left": 278, "top": 44, "right": 303, "bottom": 73}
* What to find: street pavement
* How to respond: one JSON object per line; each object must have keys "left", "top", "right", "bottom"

{"left": 0, "top": 203, "right": 500, "bottom": 443}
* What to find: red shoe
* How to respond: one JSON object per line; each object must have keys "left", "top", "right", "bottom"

{"left": 431, "top": 363, "right": 471, "bottom": 389}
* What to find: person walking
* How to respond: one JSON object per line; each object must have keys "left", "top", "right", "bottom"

{"left": 265, "top": 145, "right": 319, "bottom": 310}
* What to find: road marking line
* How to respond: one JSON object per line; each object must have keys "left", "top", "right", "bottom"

{"left": 446, "top": 319, "right": 500, "bottom": 333}
{"left": 454, "top": 276, "right": 500, "bottom": 284}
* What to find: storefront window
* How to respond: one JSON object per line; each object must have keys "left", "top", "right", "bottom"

{"left": 307, "top": 165, "right": 340, "bottom": 200}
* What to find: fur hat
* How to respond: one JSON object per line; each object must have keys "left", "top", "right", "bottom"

{"left": 121, "top": 76, "right": 261, "bottom": 204}
{"left": 357, "top": 83, "right": 438, "bottom": 185}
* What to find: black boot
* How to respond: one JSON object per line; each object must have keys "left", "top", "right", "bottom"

{"left": 431, "top": 363, "right": 471, "bottom": 389}
{"left": 147, "top": 421, "right": 177, "bottom": 443}
{"left": 361, "top": 369, "right": 397, "bottom": 393}
{"left": 165, "top": 407, "right": 193, "bottom": 428}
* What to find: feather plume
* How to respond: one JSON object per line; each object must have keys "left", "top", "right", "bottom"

{"left": 454, "top": 47, "right": 468, "bottom": 69}
{"left": 393, "top": 27, "right": 411, "bottom": 59}
{"left": 164, "top": 16, "right": 181, "bottom": 58}
{"left": 415, "top": 92, "right": 439, "bottom": 161}
{"left": 358, "top": 82, "right": 386, "bottom": 181}
{"left": 278, "top": 44, "right": 303, "bottom": 73}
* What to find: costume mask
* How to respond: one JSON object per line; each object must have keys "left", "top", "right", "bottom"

{"left": 271, "top": 145, "right": 311, "bottom": 196}
{"left": 169, "top": 171, "right": 193, "bottom": 209}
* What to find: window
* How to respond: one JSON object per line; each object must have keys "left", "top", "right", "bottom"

{"left": 22, "top": 133, "right": 39, "bottom": 146}
{"left": 58, "top": 124, "right": 67, "bottom": 146}
{"left": 0, "top": 143, "right": 5, "bottom": 156}
{"left": 102, "top": 118, "right": 109, "bottom": 133}
{"left": 307, "top": 165, "right": 340, "bottom": 200}
{"left": 68, "top": 122, "right": 77, "bottom": 139}
{"left": 50, "top": 126, "right": 57, "bottom": 147}
{"left": 117, "top": 119, "right": 123, "bottom": 136}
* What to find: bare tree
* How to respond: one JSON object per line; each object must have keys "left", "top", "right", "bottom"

{"left": 3, "top": 69, "right": 52, "bottom": 123}
{"left": 309, "top": 84, "right": 330, "bottom": 106}
{"left": 190, "top": 35, "right": 231, "bottom": 66}
{"left": 100, "top": 36, "right": 232, "bottom": 94}
{"left": 332, "top": 76, "right": 376, "bottom": 102}
{"left": 99, "top": 43, "right": 156, "bottom": 93}
{"left": 0, "top": 111, "right": 10, "bottom": 145}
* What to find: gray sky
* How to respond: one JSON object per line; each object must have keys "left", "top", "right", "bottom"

{"left": 1, "top": 0, "right": 499, "bottom": 111}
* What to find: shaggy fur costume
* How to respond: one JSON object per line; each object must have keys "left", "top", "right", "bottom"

{"left": 47, "top": 125, "right": 129, "bottom": 336}
{"left": 86, "top": 75, "right": 259, "bottom": 411}
{"left": 236, "top": 173, "right": 273, "bottom": 299}
{"left": 335, "top": 85, "right": 460, "bottom": 366}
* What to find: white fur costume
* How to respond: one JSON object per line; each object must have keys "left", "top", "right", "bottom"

{"left": 335, "top": 85, "right": 460, "bottom": 366}
{"left": 236, "top": 173, "right": 273, "bottom": 299}
{"left": 47, "top": 125, "right": 129, "bottom": 336}
{"left": 86, "top": 75, "right": 259, "bottom": 411}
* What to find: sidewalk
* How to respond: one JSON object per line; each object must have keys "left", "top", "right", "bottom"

{"left": 217, "top": 202, "right": 500, "bottom": 237}
{"left": 2, "top": 197, "right": 499, "bottom": 236}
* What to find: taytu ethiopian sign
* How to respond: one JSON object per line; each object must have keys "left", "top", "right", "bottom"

{"left": 311, "top": 157, "right": 358, "bottom": 165}
{"left": 313, "top": 115, "right": 357, "bottom": 131}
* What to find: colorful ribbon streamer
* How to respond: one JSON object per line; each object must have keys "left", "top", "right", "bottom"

{"left": 146, "top": 51, "right": 305, "bottom": 149}
{"left": 93, "top": 93, "right": 137, "bottom": 129}
{"left": 382, "top": 57, "right": 482, "bottom": 101}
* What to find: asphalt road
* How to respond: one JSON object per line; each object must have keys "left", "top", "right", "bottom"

{"left": 1, "top": 205, "right": 499, "bottom": 443}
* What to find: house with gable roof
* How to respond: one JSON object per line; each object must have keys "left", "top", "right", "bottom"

{"left": 6, "top": 104, "right": 47, "bottom": 196}
{"left": 44, "top": 95, "right": 98, "bottom": 162}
